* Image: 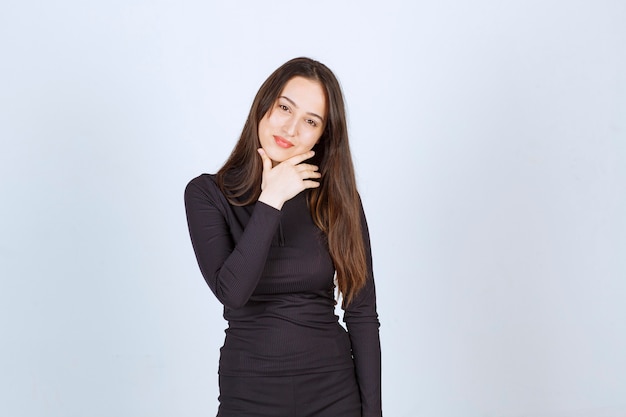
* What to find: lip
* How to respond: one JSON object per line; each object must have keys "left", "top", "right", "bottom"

{"left": 273, "top": 135, "right": 294, "bottom": 149}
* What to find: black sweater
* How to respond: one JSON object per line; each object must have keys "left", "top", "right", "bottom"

{"left": 184, "top": 174, "right": 381, "bottom": 416}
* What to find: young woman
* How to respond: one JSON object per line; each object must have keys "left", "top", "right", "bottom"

{"left": 184, "top": 57, "right": 381, "bottom": 417}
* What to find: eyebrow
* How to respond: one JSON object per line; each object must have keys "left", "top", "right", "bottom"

{"left": 279, "top": 95, "right": 325, "bottom": 123}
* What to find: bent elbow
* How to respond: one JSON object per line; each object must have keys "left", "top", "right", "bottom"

{"left": 200, "top": 265, "right": 254, "bottom": 310}
{"left": 211, "top": 271, "right": 252, "bottom": 310}
{"left": 217, "top": 291, "right": 249, "bottom": 310}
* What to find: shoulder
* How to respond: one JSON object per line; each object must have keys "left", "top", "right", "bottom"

{"left": 185, "top": 173, "right": 218, "bottom": 194}
{"left": 184, "top": 173, "right": 227, "bottom": 207}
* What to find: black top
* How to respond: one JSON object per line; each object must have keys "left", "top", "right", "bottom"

{"left": 184, "top": 174, "right": 381, "bottom": 416}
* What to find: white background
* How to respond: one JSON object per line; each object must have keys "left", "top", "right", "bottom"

{"left": 1, "top": 1, "right": 625, "bottom": 416}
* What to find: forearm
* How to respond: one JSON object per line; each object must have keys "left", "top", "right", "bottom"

{"left": 348, "top": 321, "right": 382, "bottom": 417}
{"left": 185, "top": 180, "right": 281, "bottom": 309}
{"left": 207, "top": 201, "right": 280, "bottom": 308}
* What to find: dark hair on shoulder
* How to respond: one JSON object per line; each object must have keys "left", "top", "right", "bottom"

{"left": 217, "top": 57, "right": 366, "bottom": 306}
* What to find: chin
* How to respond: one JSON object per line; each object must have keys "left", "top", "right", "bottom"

{"left": 264, "top": 147, "right": 290, "bottom": 163}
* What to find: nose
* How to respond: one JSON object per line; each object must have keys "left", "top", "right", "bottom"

{"left": 283, "top": 115, "right": 297, "bottom": 137}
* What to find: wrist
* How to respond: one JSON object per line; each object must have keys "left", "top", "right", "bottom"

{"left": 258, "top": 190, "right": 284, "bottom": 210}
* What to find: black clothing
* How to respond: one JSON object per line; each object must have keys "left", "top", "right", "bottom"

{"left": 184, "top": 174, "right": 381, "bottom": 416}
{"left": 217, "top": 369, "right": 361, "bottom": 417}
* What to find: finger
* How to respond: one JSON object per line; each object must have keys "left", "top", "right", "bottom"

{"left": 300, "top": 170, "right": 322, "bottom": 179}
{"left": 302, "top": 180, "right": 321, "bottom": 189}
{"left": 257, "top": 148, "right": 273, "bottom": 172}
{"left": 295, "top": 164, "right": 319, "bottom": 173}
{"left": 286, "top": 150, "right": 315, "bottom": 166}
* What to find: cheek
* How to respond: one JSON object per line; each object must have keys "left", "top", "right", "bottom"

{"left": 258, "top": 117, "right": 273, "bottom": 147}
{"left": 259, "top": 112, "right": 278, "bottom": 134}
{"left": 304, "top": 132, "right": 322, "bottom": 149}
{"left": 260, "top": 111, "right": 277, "bottom": 130}
{"left": 266, "top": 111, "right": 286, "bottom": 128}
{"left": 257, "top": 118, "right": 267, "bottom": 139}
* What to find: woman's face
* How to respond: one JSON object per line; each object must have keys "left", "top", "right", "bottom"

{"left": 258, "top": 76, "right": 327, "bottom": 165}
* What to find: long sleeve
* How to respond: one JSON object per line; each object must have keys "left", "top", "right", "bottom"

{"left": 343, "top": 200, "right": 382, "bottom": 417}
{"left": 184, "top": 175, "right": 281, "bottom": 309}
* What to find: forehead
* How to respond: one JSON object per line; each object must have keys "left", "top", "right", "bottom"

{"left": 280, "top": 76, "right": 327, "bottom": 117}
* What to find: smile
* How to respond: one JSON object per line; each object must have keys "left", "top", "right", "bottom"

{"left": 273, "top": 135, "right": 294, "bottom": 148}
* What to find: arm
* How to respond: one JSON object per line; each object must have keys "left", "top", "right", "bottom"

{"left": 343, "top": 200, "right": 382, "bottom": 417}
{"left": 184, "top": 151, "right": 320, "bottom": 309}
{"left": 184, "top": 177, "right": 281, "bottom": 309}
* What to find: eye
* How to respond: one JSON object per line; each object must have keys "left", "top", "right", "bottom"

{"left": 278, "top": 104, "right": 289, "bottom": 112}
{"left": 306, "top": 119, "right": 318, "bottom": 127}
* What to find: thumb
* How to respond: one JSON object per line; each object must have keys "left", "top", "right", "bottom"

{"left": 257, "top": 148, "right": 272, "bottom": 172}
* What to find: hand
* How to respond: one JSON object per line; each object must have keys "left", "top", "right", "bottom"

{"left": 257, "top": 148, "right": 321, "bottom": 210}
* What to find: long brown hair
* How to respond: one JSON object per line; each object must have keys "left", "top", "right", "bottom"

{"left": 216, "top": 57, "right": 367, "bottom": 306}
